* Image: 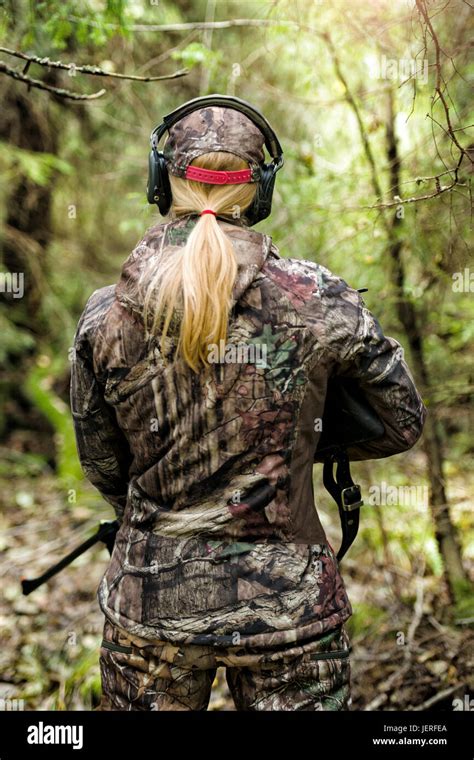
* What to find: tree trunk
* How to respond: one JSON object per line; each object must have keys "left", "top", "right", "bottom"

{"left": 0, "top": 82, "right": 59, "bottom": 457}
{"left": 0, "top": 85, "right": 57, "bottom": 322}
{"left": 385, "top": 88, "right": 467, "bottom": 601}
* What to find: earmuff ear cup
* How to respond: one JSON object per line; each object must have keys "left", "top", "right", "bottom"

{"left": 245, "top": 164, "right": 276, "bottom": 225}
{"left": 147, "top": 150, "right": 158, "bottom": 204}
{"left": 147, "top": 149, "right": 172, "bottom": 215}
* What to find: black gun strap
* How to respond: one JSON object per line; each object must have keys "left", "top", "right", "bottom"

{"left": 323, "top": 448, "right": 363, "bottom": 562}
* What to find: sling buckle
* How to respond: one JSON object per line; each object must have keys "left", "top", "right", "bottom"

{"left": 341, "top": 485, "right": 363, "bottom": 511}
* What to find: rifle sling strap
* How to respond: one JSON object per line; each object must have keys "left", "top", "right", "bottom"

{"left": 322, "top": 448, "right": 363, "bottom": 562}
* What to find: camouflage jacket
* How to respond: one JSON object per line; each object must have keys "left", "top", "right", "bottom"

{"left": 70, "top": 213, "right": 426, "bottom": 650}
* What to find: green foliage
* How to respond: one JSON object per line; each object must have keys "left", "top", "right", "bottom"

{"left": 58, "top": 643, "right": 102, "bottom": 710}
{"left": 346, "top": 602, "right": 388, "bottom": 638}
{"left": 0, "top": 142, "right": 73, "bottom": 187}
{"left": 453, "top": 580, "right": 474, "bottom": 622}
{"left": 20, "top": 0, "right": 131, "bottom": 51}
{"left": 0, "top": 308, "right": 35, "bottom": 363}
{"left": 24, "top": 357, "right": 83, "bottom": 483}
{"left": 172, "top": 42, "right": 223, "bottom": 72}
{"left": 0, "top": 449, "right": 47, "bottom": 479}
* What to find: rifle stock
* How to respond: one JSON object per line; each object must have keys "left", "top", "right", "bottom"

{"left": 315, "top": 378, "right": 385, "bottom": 459}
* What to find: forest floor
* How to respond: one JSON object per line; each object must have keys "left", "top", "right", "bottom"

{"left": 0, "top": 448, "right": 472, "bottom": 712}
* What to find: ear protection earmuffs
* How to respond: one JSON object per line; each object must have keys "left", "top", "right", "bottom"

{"left": 147, "top": 94, "right": 284, "bottom": 226}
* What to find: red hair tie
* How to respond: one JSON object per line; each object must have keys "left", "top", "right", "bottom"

{"left": 200, "top": 209, "right": 217, "bottom": 216}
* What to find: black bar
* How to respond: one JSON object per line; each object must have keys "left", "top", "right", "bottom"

{"left": 0, "top": 710, "right": 470, "bottom": 758}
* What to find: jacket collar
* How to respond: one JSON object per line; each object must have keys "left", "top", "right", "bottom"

{"left": 116, "top": 214, "right": 277, "bottom": 321}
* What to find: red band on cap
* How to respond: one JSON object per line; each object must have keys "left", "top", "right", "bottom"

{"left": 185, "top": 166, "right": 253, "bottom": 184}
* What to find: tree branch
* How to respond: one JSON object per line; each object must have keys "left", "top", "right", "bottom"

{"left": 0, "top": 47, "right": 189, "bottom": 82}
{"left": 66, "top": 17, "right": 279, "bottom": 32}
{"left": 415, "top": 0, "right": 473, "bottom": 164}
{"left": 0, "top": 61, "right": 106, "bottom": 100}
{"left": 363, "top": 161, "right": 464, "bottom": 209}
{"left": 320, "top": 31, "right": 390, "bottom": 230}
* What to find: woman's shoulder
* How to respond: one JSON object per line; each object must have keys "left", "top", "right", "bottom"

{"left": 262, "top": 249, "right": 355, "bottom": 300}
{"left": 73, "top": 285, "right": 117, "bottom": 349}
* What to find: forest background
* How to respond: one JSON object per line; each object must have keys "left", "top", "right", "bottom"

{"left": 0, "top": 0, "right": 472, "bottom": 711}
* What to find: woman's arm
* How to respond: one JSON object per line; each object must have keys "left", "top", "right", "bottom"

{"left": 322, "top": 279, "right": 427, "bottom": 461}
{"left": 70, "top": 291, "right": 133, "bottom": 522}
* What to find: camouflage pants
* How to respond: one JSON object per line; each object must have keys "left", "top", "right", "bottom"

{"left": 98, "top": 619, "right": 351, "bottom": 711}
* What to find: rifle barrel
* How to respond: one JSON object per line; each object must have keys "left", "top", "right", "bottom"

{"left": 21, "top": 521, "right": 118, "bottom": 596}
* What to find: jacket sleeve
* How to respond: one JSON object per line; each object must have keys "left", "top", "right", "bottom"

{"left": 70, "top": 295, "right": 132, "bottom": 522}
{"left": 322, "top": 279, "right": 427, "bottom": 461}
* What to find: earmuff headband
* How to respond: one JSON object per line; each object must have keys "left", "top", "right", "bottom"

{"left": 147, "top": 94, "right": 284, "bottom": 224}
{"left": 150, "top": 94, "right": 283, "bottom": 162}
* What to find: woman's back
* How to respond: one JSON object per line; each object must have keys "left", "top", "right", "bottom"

{"left": 71, "top": 211, "right": 424, "bottom": 648}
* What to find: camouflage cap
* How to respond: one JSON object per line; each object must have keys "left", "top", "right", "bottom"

{"left": 163, "top": 106, "right": 266, "bottom": 182}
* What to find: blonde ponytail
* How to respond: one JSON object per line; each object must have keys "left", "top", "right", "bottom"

{"left": 142, "top": 151, "right": 258, "bottom": 374}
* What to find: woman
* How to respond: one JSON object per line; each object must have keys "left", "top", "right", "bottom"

{"left": 70, "top": 96, "right": 426, "bottom": 711}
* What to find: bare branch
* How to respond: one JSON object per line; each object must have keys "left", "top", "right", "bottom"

{"left": 348, "top": 153, "right": 465, "bottom": 210}
{"left": 412, "top": 684, "right": 462, "bottom": 711}
{"left": 0, "top": 47, "right": 189, "bottom": 82}
{"left": 364, "top": 182, "right": 463, "bottom": 209}
{"left": 415, "top": 0, "right": 473, "bottom": 164}
{"left": 320, "top": 31, "right": 390, "bottom": 230}
{"left": 66, "top": 17, "right": 279, "bottom": 32}
{"left": 0, "top": 61, "right": 105, "bottom": 100}
{"left": 302, "top": 159, "right": 465, "bottom": 213}
{"left": 399, "top": 167, "right": 462, "bottom": 186}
